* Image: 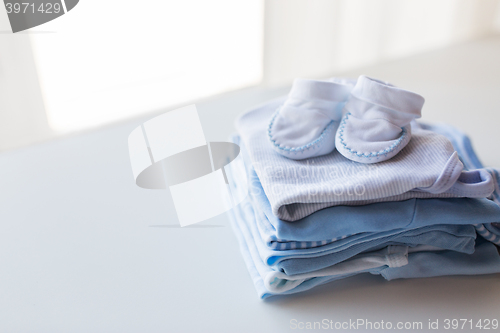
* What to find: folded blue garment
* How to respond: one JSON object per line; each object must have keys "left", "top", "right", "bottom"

{"left": 231, "top": 187, "right": 477, "bottom": 274}
{"left": 226, "top": 123, "right": 500, "bottom": 274}
{"left": 228, "top": 119, "right": 500, "bottom": 299}
{"left": 423, "top": 122, "right": 500, "bottom": 246}
{"left": 227, "top": 135, "right": 500, "bottom": 253}
{"left": 229, "top": 196, "right": 500, "bottom": 299}
{"left": 236, "top": 98, "right": 495, "bottom": 221}
{"left": 379, "top": 237, "right": 500, "bottom": 281}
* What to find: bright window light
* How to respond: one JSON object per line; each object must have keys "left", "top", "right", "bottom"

{"left": 29, "top": 0, "right": 264, "bottom": 132}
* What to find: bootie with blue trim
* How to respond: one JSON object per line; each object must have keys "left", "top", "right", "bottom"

{"left": 335, "top": 75, "right": 424, "bottom": 164}
{"left": 268, "top": 78, "right": 354, "bottom": 160}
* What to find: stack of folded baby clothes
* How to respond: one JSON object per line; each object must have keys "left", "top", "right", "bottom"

{"left": 225, "top": 75, "right": 500, "bottom": 299}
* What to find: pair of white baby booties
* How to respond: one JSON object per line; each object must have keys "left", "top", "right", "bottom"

{"left": 268, "top": 75, "right": 425, "bottom": 163}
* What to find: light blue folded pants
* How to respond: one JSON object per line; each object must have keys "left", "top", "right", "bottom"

{"left": 230, "top": 204, "right": 500, "bottom": 299}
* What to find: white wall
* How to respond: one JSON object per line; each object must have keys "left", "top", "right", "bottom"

{"left": 29, "top": 0, "right": 264, "bottom": 133}
{"left": 0, "top": 9, "right": 52, "bottom": 151}
{"left": 1, "top": 0, "right": 500, "bottom": 151}
{"left": 263, "top": 0, "right": 500, "bottom": 86}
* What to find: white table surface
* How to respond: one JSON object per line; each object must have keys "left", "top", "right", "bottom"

{"left": 1, "top": 36, "right": 500, "bottom": 332}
